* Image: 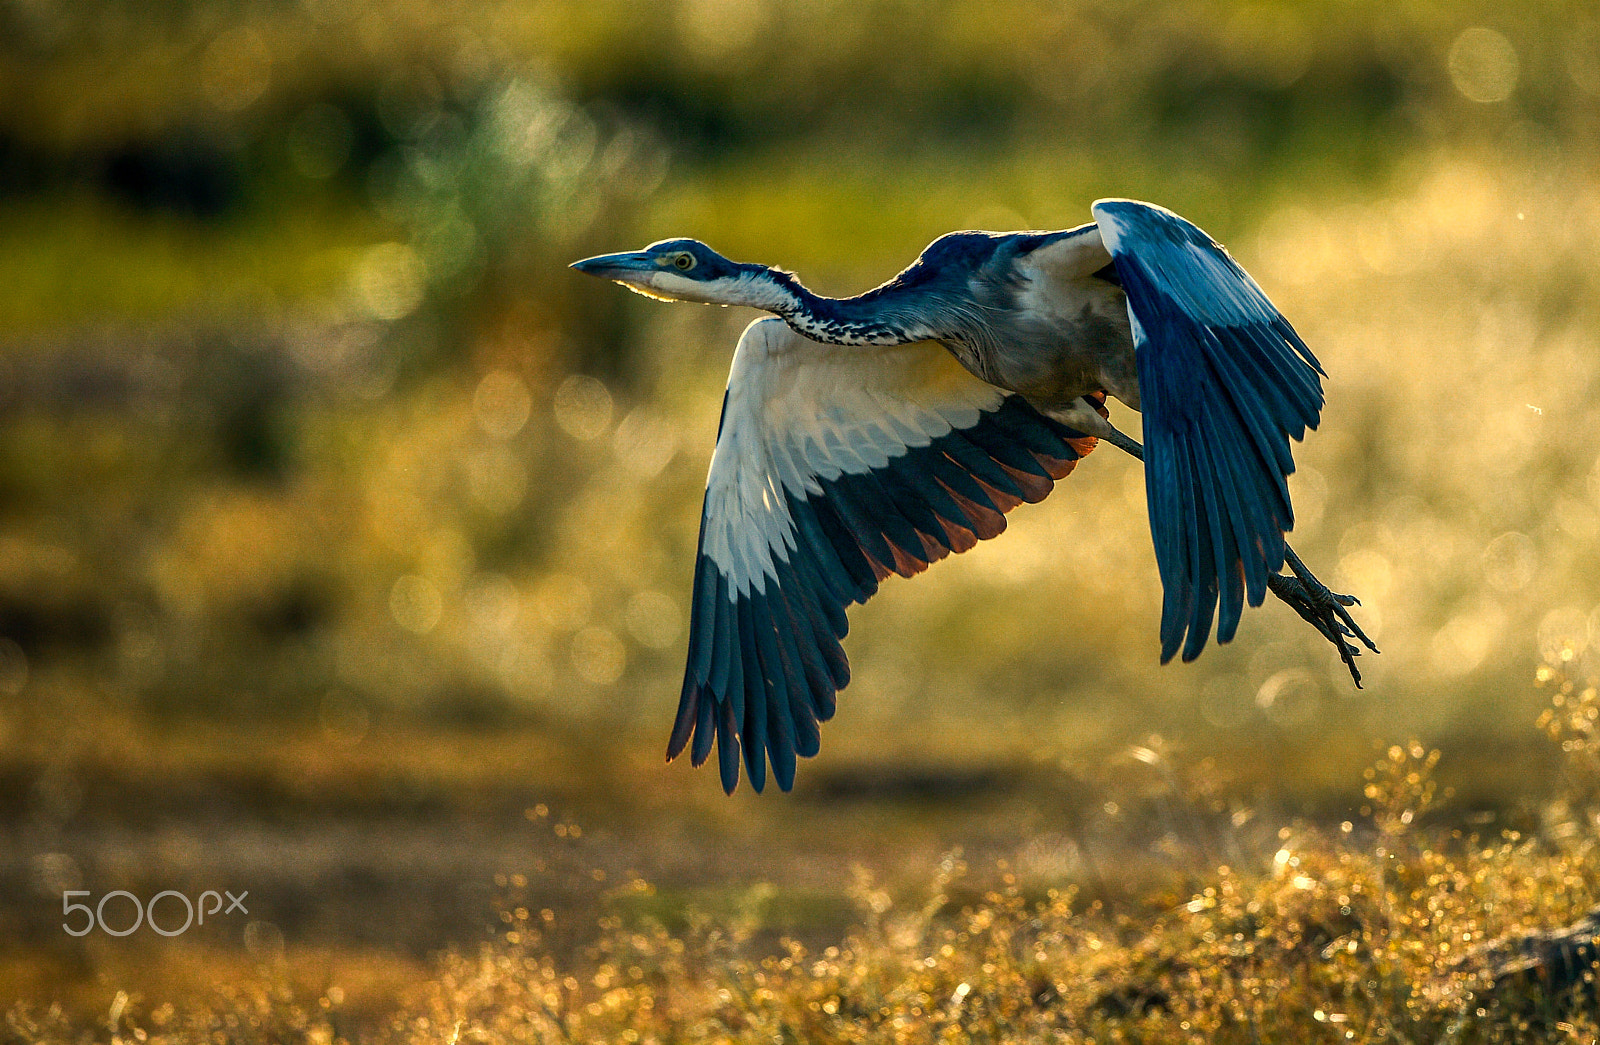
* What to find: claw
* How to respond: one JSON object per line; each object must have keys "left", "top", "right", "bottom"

{"left": 1102, "top": 424, "right": 1380, "bottom": 682}
{"left": 1268, "top": 546, "right": 1380, "bottom": 689}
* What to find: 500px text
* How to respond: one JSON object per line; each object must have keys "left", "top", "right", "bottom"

{"left": 62, "top": 890, "right": 249, "bottom": 937}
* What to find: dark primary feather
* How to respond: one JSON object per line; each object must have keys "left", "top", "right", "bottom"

{"left": 671, "top": 394, "right": 1101, "bottom": 794}
{"left": 1096, "top": 202, "right": 1325, "bottom": 663}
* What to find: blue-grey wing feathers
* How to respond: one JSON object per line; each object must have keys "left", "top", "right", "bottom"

{"left": 1092, "top": 199, "right": 1325, "bottom": 663}
{"left": 670, "top": 319, "right": 1101, "bottom": 793}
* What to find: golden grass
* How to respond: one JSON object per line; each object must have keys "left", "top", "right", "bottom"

{"left": 8, "top": 668, "right": 1598, "bottom": 1045}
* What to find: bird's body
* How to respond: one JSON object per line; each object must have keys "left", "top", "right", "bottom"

{"left": 620, "top": 225, "right": 1139, "bottom": 419}
{"left": 573, "top": 200, "right": 1375, "bottom": 794}
{"left": 809, "top": 230, "right": 1142, "bottom": 438}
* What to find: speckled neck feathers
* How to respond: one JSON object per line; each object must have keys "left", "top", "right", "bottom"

{"left": 751, "top": 268, "right": 974, "bottom": 348}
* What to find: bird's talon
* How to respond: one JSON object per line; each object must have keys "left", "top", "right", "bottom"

{"left": 1266, "top": 553, "right": 1377, "bottom": 686}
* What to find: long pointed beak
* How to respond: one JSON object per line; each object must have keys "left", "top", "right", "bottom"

{"left": 570, "top": 251, "right": 657, "bottom": 281}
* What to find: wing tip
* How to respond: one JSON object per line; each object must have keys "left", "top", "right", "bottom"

{"left": 717, "top": 700, "right": 742, "bottom": 794}
{"left": 1091, "top": 198, "right": 1154, "bottom": 247}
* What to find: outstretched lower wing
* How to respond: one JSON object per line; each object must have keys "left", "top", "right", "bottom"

{"left": 1091, "top": 199, "right": 1325, "bottom": 663}
{"left": 675, "top": 318, "right": 1101, "bottom": 794}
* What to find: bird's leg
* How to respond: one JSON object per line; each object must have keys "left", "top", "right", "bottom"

{"left": 1091, "top": 397, "right": 1378, "bottom": 687}
{"left": 1273, "top": 547, "right": 1381, "bottom": 683}
{"left": 1101, "top": 426, "right": 1146, "bottom": 461}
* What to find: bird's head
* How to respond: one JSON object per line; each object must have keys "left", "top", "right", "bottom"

{"left": 571, "top": 239, "right": 787, "bottom": 308}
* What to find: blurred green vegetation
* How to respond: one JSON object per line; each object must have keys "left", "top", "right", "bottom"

{"left": 3, "top": 0, "right": 1600, "bottom": 1031}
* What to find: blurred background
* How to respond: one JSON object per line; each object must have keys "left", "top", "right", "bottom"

{"left": 1, "top": 0, "right": 1598, "bottom": 1022}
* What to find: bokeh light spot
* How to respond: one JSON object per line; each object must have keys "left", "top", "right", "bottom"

{"left": 354, "top": 243, "right": 428, "bottom": 321}
{"left": 30, "top": 853, "right": 81, "bottom": 895}
{"left": 390, "top": 574, "right": 443, "bottom": 634}
{"left": 467, "top": 447, "right": 529, "bottom": 514}
{"left": 473, "top": 370, "right": 533, "bottom": 439}
{"left": 1337, "top": 549, "right": 1393, "bottom": 603}
{"left": 613, "top": 408, "right": 678, "bottom": 478}
{"left": 677, "top": 0, "right": 772, "bottom": 62}
{"left": 1256, "top": 206, "right": 1333, "bottom": 286}
{"left": 466, "top": 573, "right": 521, "bottom": 632}
{"left": 625, "top": 590, "right": 681, "bottom": 649}
{"left": 1448, "top": 28, "right": 1519, "bottom": 104}
{"left": 416, "top": 210, "right": 482, "bottom": 287}
{"left": 1566, "top": 21, "right": 1600, "bottom": 95}
{"left": 1585, "top": 453, "right": 1600, "bottom": 507}
{"left": 571, "top": 626, "right": 626, "bottom": 685}
{"left": 1537, "top": 606, "right": 1589, "bottom": 665}
{"left": 201, "top": 28, "right": 273, "bottom": 112}
{"left": 414, "top": 530, "right": 474, "bottom": 597}
{"left": 376, "top": 70, "right": 443, "bottom": 140}
{"left": 1287, "top": 467, "right": 1327, "bottom": 532}
{"left": 1429, "top": 603, "right": 1504, "bottom": 677}
{"left": 287, "top": 103, "right": 355, "bottom": 180}
{"left": 553, "top": 375, "right": 614, "bottom": 440}
{"left": 0, "top": 638, "right": 27, "bottom": 696}
{"left": 1199, "top": 675, "right": 1253, "bottom": 729}
{"left": 1353, "top": 201, "right": 1422, "bottom": 276}
{"left": 319, "top": 690, "right": 370, "bottom": 745}
{"left": 532, "top": 574, "right": 591, "bottom": 630}
{"left": 1481, "top": 531, "right": 1537, "bottom": 592}
{"left": 1255, "top": 669, "right": 1322, "bottom": 728}
{"left": 243, "top": 920, "right": 286, "bottom": 961}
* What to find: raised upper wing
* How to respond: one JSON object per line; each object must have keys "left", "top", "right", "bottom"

{"left": 1091, "top": 199, "right": 1325, "bottom": 664}
{"left": 673, "top": 318, "right": 1102, "bottom": 793}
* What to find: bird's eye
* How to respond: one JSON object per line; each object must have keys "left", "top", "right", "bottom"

{"left": 673, "top": 252, "right": 696, "bottom": 270}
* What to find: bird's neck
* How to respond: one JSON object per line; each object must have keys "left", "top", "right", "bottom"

{"left": 757, "top": 269, "right": 933, "bottom": 346}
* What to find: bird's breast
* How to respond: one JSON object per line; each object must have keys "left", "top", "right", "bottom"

{"left": 937, "top": 335, "right": 995, "bottom": 386}
{"left": 964, "top": 279, "right": 1139, "bottom": 409}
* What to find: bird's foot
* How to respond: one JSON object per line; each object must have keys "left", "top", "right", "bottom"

{"left": 1268, "top": 547, "right": 1380, "bottom": 689}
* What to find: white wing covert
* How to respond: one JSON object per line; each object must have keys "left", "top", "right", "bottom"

{"left": 672, "top": 318, "right": 1103, "bottom": 793}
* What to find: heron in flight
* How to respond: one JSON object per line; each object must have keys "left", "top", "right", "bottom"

{"left": 573, "top": 199, "right": 1376, "bottom": 794}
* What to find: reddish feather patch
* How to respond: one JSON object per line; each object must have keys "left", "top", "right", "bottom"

{"left": 999, "top": 462, "right": 1054, "bottom": 503}
{"left": 938, "top": 484, "right": 1007, "bottom": 539}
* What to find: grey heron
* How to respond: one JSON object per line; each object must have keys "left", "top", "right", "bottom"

{"left": 573, "top": 199, "right": 1376, "bottom": 794}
